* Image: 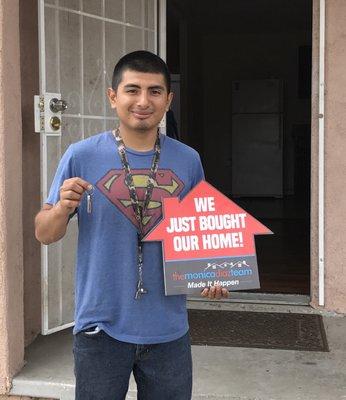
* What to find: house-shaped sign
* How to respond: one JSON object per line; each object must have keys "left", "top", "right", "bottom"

{"left": 144, "top": 180, "right": 273, "bottom": 296}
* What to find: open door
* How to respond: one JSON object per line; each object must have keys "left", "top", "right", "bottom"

{"left": 167, "top": 0, "right": 312, "bottom": 298}
{"left": 37, "top": 0, "right": 162, "bottom": 334}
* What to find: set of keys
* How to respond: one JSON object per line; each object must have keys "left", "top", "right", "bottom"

{"left": 86, "top": 186, "right": 94, "bottom": 214}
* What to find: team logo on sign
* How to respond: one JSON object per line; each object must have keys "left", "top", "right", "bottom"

{"left": 96, "top": 169, "right": 184, "bottom": 235}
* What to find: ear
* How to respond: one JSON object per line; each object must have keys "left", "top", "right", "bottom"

{"left": 107, "top": 88, "right": 117, "bottom": 109}
{"left": 166, "top": 92, "right": 174, "bottom": 111}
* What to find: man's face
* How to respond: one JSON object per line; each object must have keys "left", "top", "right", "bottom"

{"left": 107, "top": 69, "right": 173, "bottom": 133}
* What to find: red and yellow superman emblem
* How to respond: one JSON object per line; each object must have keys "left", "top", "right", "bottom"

{"left": 97, "top": 169, "right": 184, "bottom": 235}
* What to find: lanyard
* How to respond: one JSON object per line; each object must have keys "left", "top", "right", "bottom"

{"left": 113, "top": 128, "right": 161, "bottom": 299}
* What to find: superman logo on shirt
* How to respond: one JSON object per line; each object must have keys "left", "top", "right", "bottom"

{"left": 96, "top": 169, "right": 184, "bottom": 236}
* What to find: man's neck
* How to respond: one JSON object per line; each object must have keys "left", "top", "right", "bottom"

{"left": 118, "top": 125, "right": 158, "bottom": 151}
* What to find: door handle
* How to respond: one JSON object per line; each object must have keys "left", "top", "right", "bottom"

{"left": 49, "top": 98, "right": 68, "bottom": 113}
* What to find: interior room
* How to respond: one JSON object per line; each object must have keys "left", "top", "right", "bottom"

{"left": 167, "top": 0, "right": 312, "bottom": 295}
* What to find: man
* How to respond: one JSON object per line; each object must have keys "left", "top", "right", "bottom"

{"left": 35, "top": 51, "right": 229, "bottom": 400}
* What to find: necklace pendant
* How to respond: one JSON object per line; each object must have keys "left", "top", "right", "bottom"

{"left": 135, "top": 280, "right": 148, "bottom": 299}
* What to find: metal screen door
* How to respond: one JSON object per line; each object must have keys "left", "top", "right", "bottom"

{"left": 38, "top": 0, "right": 163, "bottom": 334}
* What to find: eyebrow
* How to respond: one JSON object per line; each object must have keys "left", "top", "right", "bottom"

{"left": 124, "top": 84, "right": 165, "bottom": 91}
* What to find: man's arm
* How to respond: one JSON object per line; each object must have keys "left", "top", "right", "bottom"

{"left": 35, "top": 177, "right": 91, "bottom": 245}
{"left": 35, "top": 203, "right": 71, "bottom": 245}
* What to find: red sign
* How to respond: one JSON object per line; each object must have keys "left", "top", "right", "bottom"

{"left": 144, "top": 180, "right": 273, "bottom": 295}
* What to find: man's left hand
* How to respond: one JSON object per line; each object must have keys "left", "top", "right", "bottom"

{"left": 201, "top": 285, "right": 230, "bottom": 300}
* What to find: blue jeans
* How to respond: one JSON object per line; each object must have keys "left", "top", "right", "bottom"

{"left": 73, "top": 328, "right": 192, "bottom": 400}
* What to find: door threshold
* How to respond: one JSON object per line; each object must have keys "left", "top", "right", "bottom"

{"left": 187, "top": 292, "right": 311, "bottom": 310}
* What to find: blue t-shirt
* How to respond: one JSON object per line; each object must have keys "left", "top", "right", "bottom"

{"left": 46, "top": 131, "right": 204, "bottom": 344}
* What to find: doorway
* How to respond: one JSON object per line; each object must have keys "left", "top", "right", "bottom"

{"left": 167, "top": 0, "right": 312, "bottom": 295}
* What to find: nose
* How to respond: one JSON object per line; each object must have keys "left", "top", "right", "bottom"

{"left": 137, "top": 91, "right": 150, "bottom": 108}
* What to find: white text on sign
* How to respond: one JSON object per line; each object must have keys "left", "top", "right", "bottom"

{"left": 165, "top": 195, "right": 247, "bottom": 252}
{"left": 193, "top": 197, "right": 215, "bottom": 212}
{"left": 166, "top": 214, "right": 247, "bottom": 233}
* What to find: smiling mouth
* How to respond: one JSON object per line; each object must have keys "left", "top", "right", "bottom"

{"left": 132, "top": 111, "right": 153, "bottom": 119}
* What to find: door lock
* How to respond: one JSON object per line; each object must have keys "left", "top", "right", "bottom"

{"left": 50, "top": 116, "right": 61, "bottom": 131}
{"left": 34, "top": 93, "right": 66, "bottom": 134}
{"left": 49, "top": 98, "right": 68, "bottom": 113}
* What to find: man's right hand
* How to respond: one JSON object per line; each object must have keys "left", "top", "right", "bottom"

{"left": 57, "top": 178, "right": 93, "bottom": 216}
{"left": 35, "top": 177, "right": 92, "bottom": 244}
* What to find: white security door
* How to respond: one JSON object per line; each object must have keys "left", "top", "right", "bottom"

{"left": 38, "top": 0, "right": 162, "bottom": 334}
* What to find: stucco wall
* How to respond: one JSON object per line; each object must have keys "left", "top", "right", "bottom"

{"left": 0, "top": 0, "right": 24, "bottom": 393}
{"left": 323, "top": 0, "right": 346, "bottom": 313}
{"left": 309, "top": 0, "right": 320, "bottom": 310}
{"left": 311, "top": 0, "right": 346, "bottom": 313}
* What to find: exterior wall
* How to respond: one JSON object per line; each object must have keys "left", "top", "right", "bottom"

{"left": 323, "top": 0, "right": 346, "bottom": 313}
{"left": 311, "top": 0, "right": 346, "bottom": 314}
{"left": 0, "top": 0, "right": 24, "bottom": 394}
{"left": 19, "top": 0, "right": 41, "bottom": 346}
{"left": 310, "top": 0, "right": 320, "bottom": 309}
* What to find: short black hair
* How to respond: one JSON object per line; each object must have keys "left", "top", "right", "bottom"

{"left": 111, "top": 50, "right": 171, "bottom": 93}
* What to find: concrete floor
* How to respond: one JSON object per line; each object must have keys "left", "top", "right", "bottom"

{"left": 10, "top": 302, "right": 346, "bottom": 400}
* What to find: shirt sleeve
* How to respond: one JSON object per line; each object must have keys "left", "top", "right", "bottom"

{"left": 45, "top": 145, "right": 76, "bottom": 205}
{"left": 191, "top": 153, "right": 205, "bottom": 188}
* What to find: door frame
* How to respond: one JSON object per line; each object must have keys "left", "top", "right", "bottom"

{"left": 174, "top": 0, "right": 320, "bottom": 306}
